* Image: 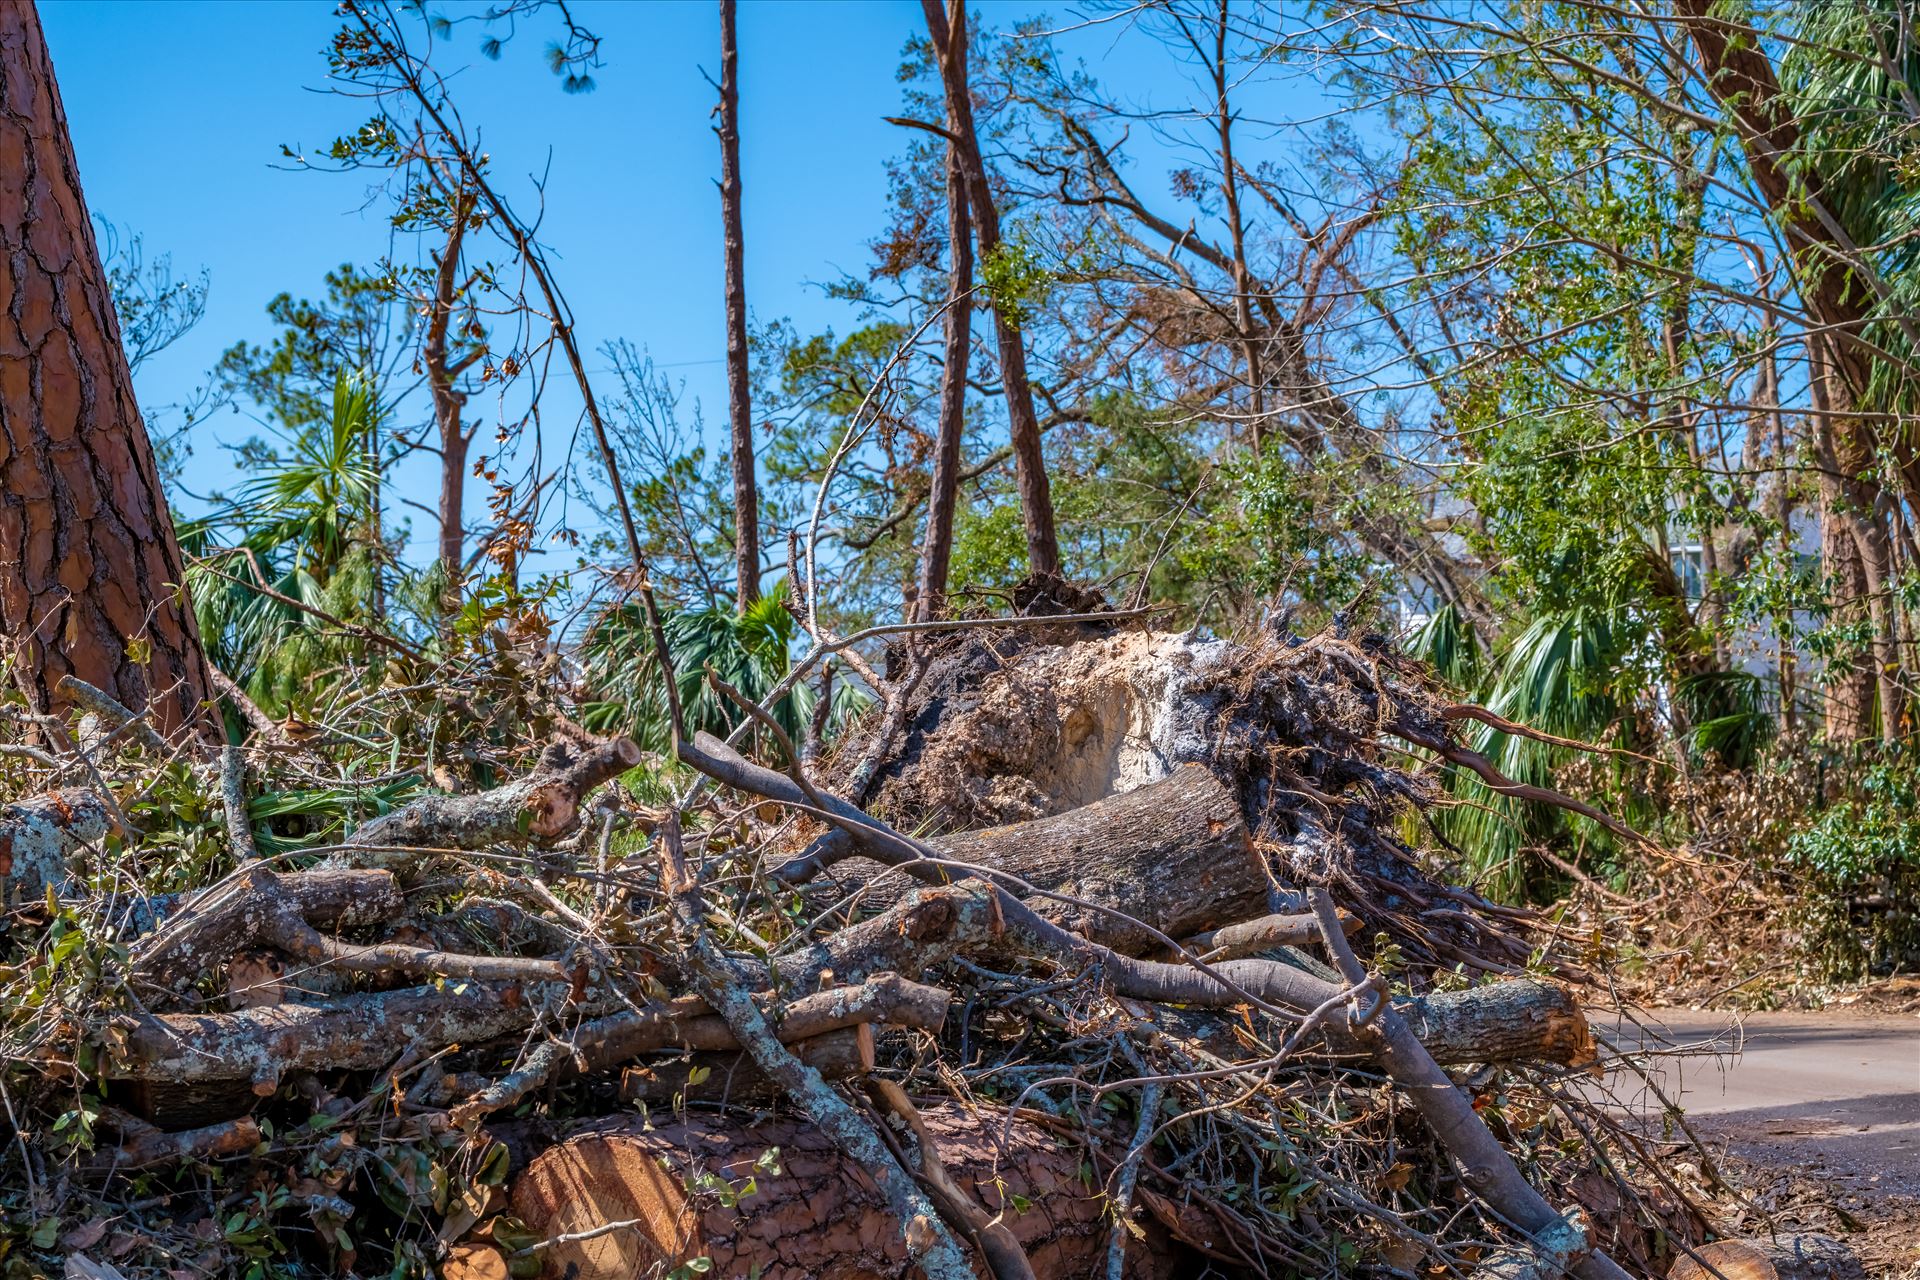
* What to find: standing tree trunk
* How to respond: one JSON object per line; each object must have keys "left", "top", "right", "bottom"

{"left": 1683, "top": 2, "right": 1912, "bottom": 741}
{"left": 1762, "top": 341, "right": 1797, "bottom": 735}
{"left": 1809, "top": 341, "right": 1903, "bottom": 744}
{"left": 923, "top": 0, "right": 1061, "bottom": 580}
{"left": 718, "top": 0, "right": 759, "bottom": 611}
{"left": 913, "top": 125, "right": 973, "bottom": 622}
{"left": 424, "top": 187, "right": 479, "bottom": 584}
{"left": 0, "top": 1, "right": 214, "bottom": 740}
{"left": 1819, "top": 504, "right": 1875, "bottom": 743}
{"left": 1208, "top": 0, "right": 1264, "bottom": 449}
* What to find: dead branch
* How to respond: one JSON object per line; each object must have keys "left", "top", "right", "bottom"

{"left": 869, "top": 1078, "right": 1038, "bottom": 1280}
{"left": 619, "top": 1024, "right": 874, "bottom": 1104}
{"left": 449, "top": 973, "right": 950, "bottom": 1125}
{"left": 130, "top": 867, "right": 405, "bottom": 993}
{"left": 107, "top": 978, "right": 604, "bottom": 1088}
{"left": 337, "top": 735, "right": 641, "bottom": 863}
{"left": 1392, "top": 716, "right": 1651, "bottom": 847}
{"left": 89, "top": 1111, "right": 261, "bottom": 1171}
{"left": 657, "top": 814, "right": 980, "bottom": 1280}
{"left": 1306, "top": 889, "right": 1631, "bottom": 1280}
{"left": 1179, "top": 908, "right": 1358, "bottom": 961}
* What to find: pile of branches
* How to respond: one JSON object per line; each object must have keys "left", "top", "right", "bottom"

{"left": 0, "top": 614, "right": 1716, "bottom": 1279}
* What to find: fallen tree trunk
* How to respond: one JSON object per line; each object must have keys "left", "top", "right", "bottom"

{"left": 1668, "top": 1236, "right": 1860, "bottom": 1280}
{"left": 108, "top": 974, "right": 951, "bottom": 1090}
{"left": 769, "top": 884, "right": 1596, "bottom": 1067}
{"left": 106, "top": 980, "right": 589, "bottom": 1089}
{"left": 511, "top": 1102, "right": 1186, "bottom": 1280}
{"left": 804, "top": 765, "right": 1270, "bottom": 955}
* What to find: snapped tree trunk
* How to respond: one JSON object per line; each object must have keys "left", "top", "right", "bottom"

{"left": 913, "top": 128, "right": 973, "bottom": 622}
{"left": 424, "top": 187, "right": 478, "bottom": 581}
{"left": 718, "top": 0, "right": 759, "bottom": 610}
{"left": 923, "top": 0, "right": 1061, "bottom": 579}
{"left": 0, "top": 0, "right": 215, "bottom": 740}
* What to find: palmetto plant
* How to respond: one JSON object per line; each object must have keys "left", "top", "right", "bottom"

{"left": 232, "top": 373, "right": 380, "bottom": 581}
{"left": 579, "top": 587, "right": 868, "bottom": 757}
{"left": 185, "top": 372, "right": 387, "bottom": 716}
{"left": 1411, "top": 604, "right": 1636, "bottom": 900}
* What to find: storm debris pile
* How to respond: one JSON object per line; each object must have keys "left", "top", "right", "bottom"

{"left": 0, "top": 619, "right": 1719, "bottom": 1278}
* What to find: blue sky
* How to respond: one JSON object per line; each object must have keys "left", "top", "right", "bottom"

{"left": 39, "top": 0, "right": 1305, "bottom": 567}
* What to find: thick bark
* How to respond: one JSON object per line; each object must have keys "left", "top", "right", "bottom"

{"left": 923, "top": 0, "right": 1060, "bottom": 578}
{"left": 718, "top": 0, "right": 759, "bottom": 610}
{"left": 1809, "top": 347, "right": 1893, "bottom": 742}
{"left": 1668, "top": 1236, "right": 1858, "bottom": 1280}
{"left": 869, "top": 1079, "right": 1037, "bottom": 1280}
{"left": 816, "top": 765, "right": 1270, "bottom": 955}
{"left": 659, "top": 817, "right": 982, "bottom": 1280}
{"left": 1821, "top": 495, "right": 1878, "bottom": 743}
{"left": 914, "top": 127, "right": 973, "bottom": 621}
{"left": 0, "top": 2, "right": 215, "bottom": 739}
{"left": 511, "top": 1103, "right": 1184, "bottom": 1280}
{"left": 617, "top": 1024, "right": 874, "bottom": 1104}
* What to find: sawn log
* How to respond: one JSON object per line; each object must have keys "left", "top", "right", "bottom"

{"left": 511, "top": 1102, "right": 1185, "bottom": 1280}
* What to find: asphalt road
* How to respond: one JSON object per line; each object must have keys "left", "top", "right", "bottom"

{"left": 1599, "top": 1008, "right": 1920, "bottom": 1199}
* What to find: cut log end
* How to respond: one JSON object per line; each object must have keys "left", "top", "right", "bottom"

{"left": 1669, "top": 1236, "right": 1862, "bottom": 1280}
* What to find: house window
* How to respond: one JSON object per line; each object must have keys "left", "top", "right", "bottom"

{"left": 1670, "top": 544, "right": 1706, "bottom": 600}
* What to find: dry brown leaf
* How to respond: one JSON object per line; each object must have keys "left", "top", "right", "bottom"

{"left": 58, "top": 1218, "right": 108, "bottom": 1252}
{"left": 442, "top": 1244, "right": 509, "bottom": 1280}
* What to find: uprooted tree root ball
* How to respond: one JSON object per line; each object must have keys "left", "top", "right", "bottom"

{"left": 0, "top": 620, "right": 1830, "bottom": 1279}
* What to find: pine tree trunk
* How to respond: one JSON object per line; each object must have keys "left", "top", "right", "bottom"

{"left": 719, "top": 0, "right": 759, "bottom": 610}
{"left": 513, "top": 1104, "right": 1186, "bottom": 1280}
{"left": 913, "top": 131, "right": 973, "bottom": 621}
{"left": 0, "top": 1, "right": 214, "bottom": 740}
{"left": 924, "top": 0, "right": 1061, "bottom": 580}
